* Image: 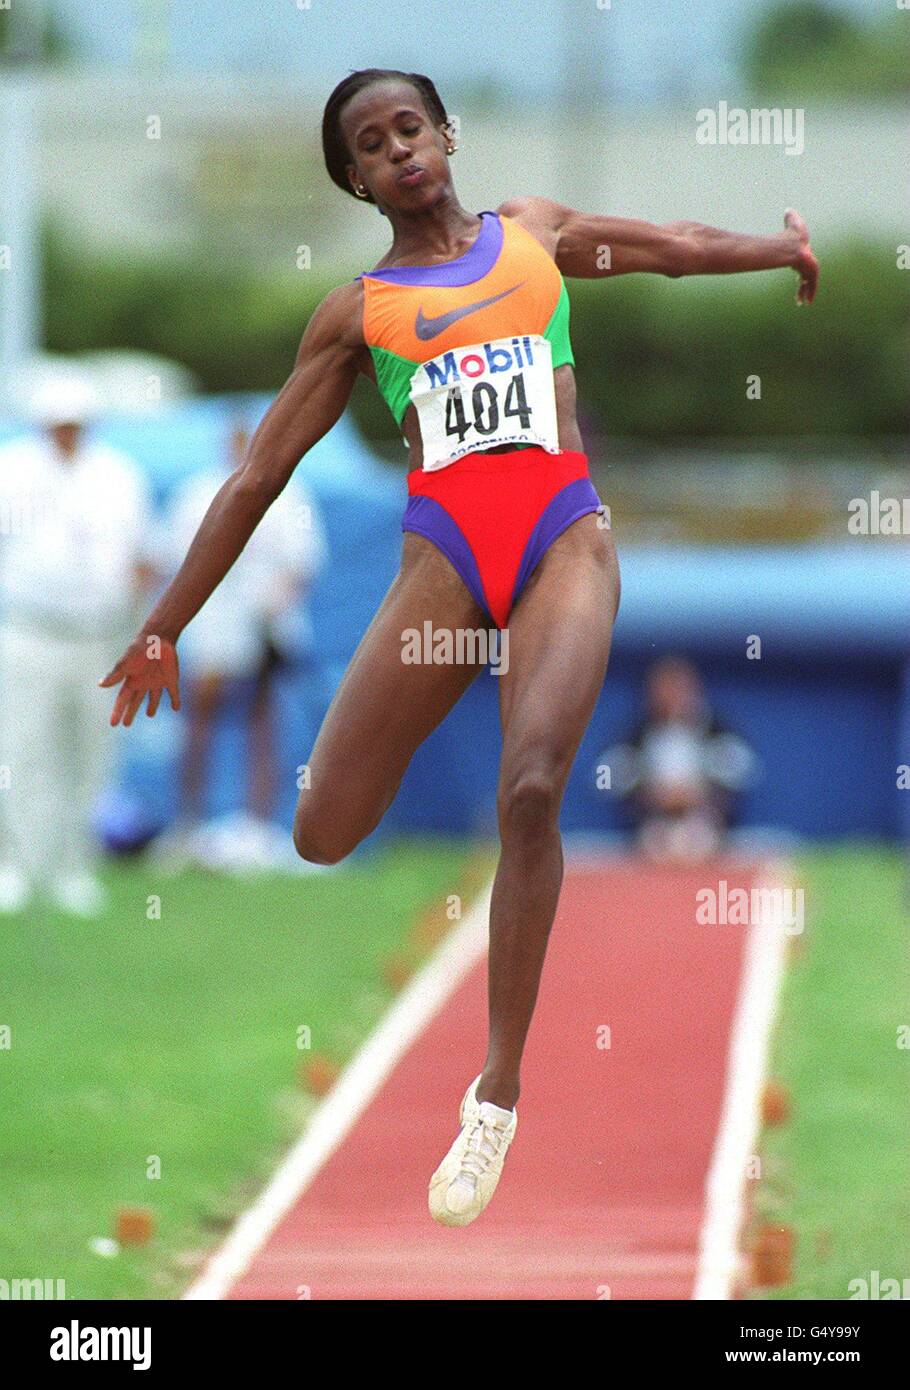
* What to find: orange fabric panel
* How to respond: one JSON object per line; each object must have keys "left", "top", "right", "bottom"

{"left": 361, "top": 216, "right": 563, "bottom": 361}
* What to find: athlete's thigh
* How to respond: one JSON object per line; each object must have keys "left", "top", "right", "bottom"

{"left": 498, "top": 514, "right": 620, "bottom": 781}
{"left": 304, "top": 532, "right": 491, "bottom": 816}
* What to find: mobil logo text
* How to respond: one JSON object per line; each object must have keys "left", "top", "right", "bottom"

{"left": 424, "top": 338, "right": 536, "bottom": 387}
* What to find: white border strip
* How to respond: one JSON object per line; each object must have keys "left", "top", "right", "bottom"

{"left": 183, "top": 877, "right": 493, "bottom": 1300}
{"left": 692, "top": 859, "right": 795, "bottom": 1299}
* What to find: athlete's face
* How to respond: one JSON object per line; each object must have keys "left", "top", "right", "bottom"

{"left": 341, "top": 81, "right": 452, "bottom": 213}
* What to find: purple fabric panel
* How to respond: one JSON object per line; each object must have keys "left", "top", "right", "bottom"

{"left": 356, "top": 211, "right": 501, "bottom": 288}
{"left": 511, "top": 478, "right": 603, "bottom": 608}
{"left": 401, "top": 494, "right": 492, "bottom": 621}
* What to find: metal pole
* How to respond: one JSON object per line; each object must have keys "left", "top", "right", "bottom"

{"left": 0, "top": 1, "right": 44, "bottom": 409}
{"left": 559, "top": 0, "right": 612, "bottom": 208}
{"left": 0, "top": 73, "right": 40, "bottom": 408}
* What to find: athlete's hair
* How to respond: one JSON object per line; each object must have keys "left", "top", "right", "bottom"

{"left": 321, "top": 68, "right": 449, "bottom": 207}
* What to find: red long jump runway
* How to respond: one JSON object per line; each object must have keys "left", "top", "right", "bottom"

{"left": 218, "top": 857, "right": 768, "bottom": 1301}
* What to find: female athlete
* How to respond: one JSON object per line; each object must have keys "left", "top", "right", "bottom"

{"left": 100, "top": 68, "right": 818, "bottom": 1228}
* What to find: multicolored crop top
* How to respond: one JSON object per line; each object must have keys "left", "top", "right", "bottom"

{"left": 355, "top": 210, "right": 574, "bottom": 467}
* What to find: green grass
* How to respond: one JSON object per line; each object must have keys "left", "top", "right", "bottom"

{"left": 751, "top": 845, "right": 910, "bottom": 1300}
{"left": 4, "top": 840, "right": 904, "bottom": 1301}
{"left": 0, "top": 837, "right": 477, "bottom": 1299}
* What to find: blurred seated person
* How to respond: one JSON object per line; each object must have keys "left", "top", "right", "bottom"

{"left": 156, "top": 420, "right": 326, "bottom": 871}
{"left": 601, "top": 656, "right": 756, "bottom": 862}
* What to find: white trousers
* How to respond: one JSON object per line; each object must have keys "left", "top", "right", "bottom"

{"left": 0, "top": 622, "right": 119, "bottom": 884}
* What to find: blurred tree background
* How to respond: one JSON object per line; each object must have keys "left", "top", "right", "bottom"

{"left": 0, "top": 0, "right": 75, "bottom": 62}
{"left": 43, "top": 226, "right": 908, "bottom": 449}
{"left": 739, "top": 1, "right": 910, "bottom": 98}
{"left": 16, "top": 0, "right": 910, "bottom": 450}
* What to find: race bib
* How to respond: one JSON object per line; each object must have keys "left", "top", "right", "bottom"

{"left": 409, "top": 334, "right": 561, "bottom": 472}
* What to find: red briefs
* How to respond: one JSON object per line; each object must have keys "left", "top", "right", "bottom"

{"left": 401, "top": 446, "right": 602, "bottom": 629}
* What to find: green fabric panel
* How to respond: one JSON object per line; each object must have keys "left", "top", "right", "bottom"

{"left": 545, "top": 279, "right": 575, "bottom": 369}
{"left": 370, "top": 281, "right": 575, "bottom": 427}
{"left": 369, "top": 344, "right": 419, "bottom": 428}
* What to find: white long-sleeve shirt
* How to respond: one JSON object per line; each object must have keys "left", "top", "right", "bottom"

{"left": 0, "top": 434, "right": 152, "bottom": 639}
{"left": 163, "top": 466, "right": 327, "bottom": 671}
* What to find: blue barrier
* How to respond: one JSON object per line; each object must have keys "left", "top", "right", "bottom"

{"left": 3, "top": 396, "right": 907, "bottom": 843}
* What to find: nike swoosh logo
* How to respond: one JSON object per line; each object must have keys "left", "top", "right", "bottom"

{"left": 414, "top": 282, "right": 525, "bottom": 341}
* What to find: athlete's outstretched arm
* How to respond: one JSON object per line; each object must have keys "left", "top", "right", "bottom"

{"left": 498, "top": 196, "right": 818, "bottom": 303}
{"left": 100, "top": 282, "right": 364, "bottom": 726}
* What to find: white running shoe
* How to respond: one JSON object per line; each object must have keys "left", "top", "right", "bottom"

{"left": 428, "top": 1075, "right": 517, "bottom": 1227}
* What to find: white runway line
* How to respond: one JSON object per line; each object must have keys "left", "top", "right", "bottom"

{"left": 183, "top": 876, "right": 493, "bottom": 1301}
{"left": 692, "top": 860, "right": 795, "bottom": 1300}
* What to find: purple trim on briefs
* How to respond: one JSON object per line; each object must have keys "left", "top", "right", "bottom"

{"left": 510, "top": 477, "right": 603, "bottom": 611}
{"left": 401, "top": 494, "right": 492, "bottom": 622}
{"left": 356, "top": 211, "right": 501, "bottom": 288}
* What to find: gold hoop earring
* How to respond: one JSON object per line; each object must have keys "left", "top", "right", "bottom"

{"left": 354, "top": 185, "right": 369, "bottom": 198}
{"left": 447, "top": 144, "right": 457, "bottom": 155}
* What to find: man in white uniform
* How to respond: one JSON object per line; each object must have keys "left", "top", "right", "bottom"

{"left": 0, "top": 375, "right": 153, "bottom": 915}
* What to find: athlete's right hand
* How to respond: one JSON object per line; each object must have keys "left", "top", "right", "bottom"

{"left": 784, "top": 207, "right": 818, "bottom": 305}
{"left": 99, "top": 634, "right": 181, "bottom": 727}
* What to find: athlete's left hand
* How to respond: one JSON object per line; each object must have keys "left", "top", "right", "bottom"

{"left": 784, "top": 208, "right": 818, "bottom": 305}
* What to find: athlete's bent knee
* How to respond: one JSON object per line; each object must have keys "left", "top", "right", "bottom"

{"left": 497, "top": 772, "right": 562, "bottom": 842}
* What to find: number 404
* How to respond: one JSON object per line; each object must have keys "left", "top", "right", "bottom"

{"left": 444, "top": 374, "right": 531, "bottom": 441}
